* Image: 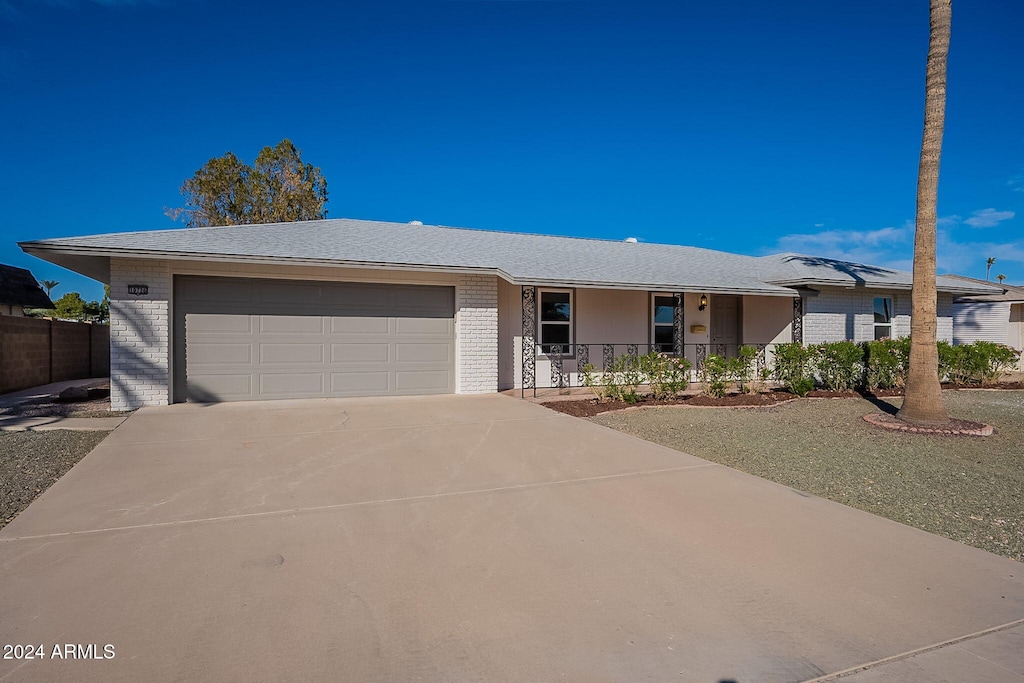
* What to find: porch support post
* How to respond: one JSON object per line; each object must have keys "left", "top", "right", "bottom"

{"left": 522, "top": 286, "right": 537, "bottom": 397}
{"left": 672, "top": 292, "right": 684, "bottom": 356}
{"left": 793, "top": 296, "right": 804, "bottom": 344}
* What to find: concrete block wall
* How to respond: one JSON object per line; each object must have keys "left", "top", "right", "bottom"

{"left": 50, "top": 320, "right": 91, "bottom": 381}
{"left": 457, "top": 274, "right": 498, "bottom": 393}
{"left": 803, "top": 287, "right": 953, "bottom": 344}
{"left": 0, "top": 315, "right": 51, "bottom": 393}
{"left": 110, "top": 258, "right": 171, "bottom": 410}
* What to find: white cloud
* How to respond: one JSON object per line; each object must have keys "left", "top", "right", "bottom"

{"left": 1009, "top": 174, "right": 1024, "bottom": 193}
{"left": 964, "top": 208, "right": 1015, "bottom": 228}
{"left": 767, "top": 225, "right": 913, "bottom": 269}
{"left": 813, "top": 223, "right": 824, "bottom": 228}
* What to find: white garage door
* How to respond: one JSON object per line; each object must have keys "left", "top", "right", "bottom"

{"left": 173, "top": 276, "right": 455, "bottom": 402}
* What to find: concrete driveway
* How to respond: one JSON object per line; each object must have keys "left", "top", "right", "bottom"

{"left": 1, "top": 395, "right": 1021, "bottom": 682}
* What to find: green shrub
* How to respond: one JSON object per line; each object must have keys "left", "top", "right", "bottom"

{"left": 940, "top": 341, "right": 1020, "bottom": 384}
{"left": 699, "top": 354, "right": 730, "bottom": 398}
{"left": 773, "top": 343, "right": 815, "bottom": 395}
{"left": 605, "top": 353, "right": 643, "bottom": 403}
{"left": 863, "top": 338, "right": 910, "bottom": 390}
{"left": 727, "top": 345, "right": 760, "bottom": 394}
{"left": 580, "top": 363, "right": 608, "bottom": 400}
{"left": 812, "top": 340, "right": 865, "bottom": 391}
{"left": 640, "top": 352, "right": 692, "bottom": 399}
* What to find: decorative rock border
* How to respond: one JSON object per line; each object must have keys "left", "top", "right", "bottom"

{"left": 863, "top": 412, "right": 994, "bottom": 437}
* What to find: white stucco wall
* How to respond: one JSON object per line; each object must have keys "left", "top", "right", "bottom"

{"left": 802, "top": 287, "right": 953, "bottom": 344}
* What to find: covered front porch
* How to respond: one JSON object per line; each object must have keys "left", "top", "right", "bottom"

{"left": 496, "top": 281, "right": 802, "bottom": 394}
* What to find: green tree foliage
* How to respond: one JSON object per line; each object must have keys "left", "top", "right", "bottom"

{"left": 52, "top": 290, "right": 109, "bottom": 323}
{"left": 168, "top": 139, "right": 328, "bottom": 228}
{"left": 54, "top": 292, "right": 86, "bottom": 320}
{"left": 39, "top": 279, "right": 59, "bottom": 297}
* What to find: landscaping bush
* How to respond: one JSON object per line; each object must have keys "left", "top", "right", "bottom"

{"left": 772, "top": 343, "right": 815, "bottom": 396}
{"left": 940, "top": 340, "right": 1020, "bottom": 385}
{"left": 602, "top": 353, "right": 644, "bottom": 404}
{"left": 811, "top": 340, "right": 865, "bottom": 391}
{"left": 640, "top": 352, "right": 692, "bottom": 399}
{"left": 727, "top": 345, "right": 760, "bottom": 394}
{"left": 580, "top": 363, "right": 608, "bottom": 400}
{"left": 699, "top": 354, "right": 730, "bottom": 398}
{"left": 863, "top": 337, "right": 910, "bottom": 390}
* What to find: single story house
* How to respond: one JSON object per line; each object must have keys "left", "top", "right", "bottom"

{"left": 19, "top": 218, "right": 999, "bottom": 409}
{"left": 948, "top": 274, "right": 1024, "bottom": 370}
{"left": 0, "top": 263, "right": 54, "bottom": 316}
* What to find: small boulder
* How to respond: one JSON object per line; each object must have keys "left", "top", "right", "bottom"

{"left": 57, "top": 386, "right": 90, "bottom": 402}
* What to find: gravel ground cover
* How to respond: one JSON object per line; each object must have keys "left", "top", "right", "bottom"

{"left": 1, "top": 430, "right": 109, "bottom": 528}
{"left": 592, "top": 390, "right": 1024, "bottom": 562}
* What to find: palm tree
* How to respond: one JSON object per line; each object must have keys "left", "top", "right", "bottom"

{"left": 996, "top": 274, "right": 1006, "bottom": 284}
{"left": 986, "top": 257, "right": 996, "bottom": 280}
{"left": 897, "top": 0, "right": 952, "bottom": 427}
{"left": 39, "top": 280, "right": 59, "bottom": 297}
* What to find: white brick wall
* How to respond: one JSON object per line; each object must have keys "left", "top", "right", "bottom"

{"left": 457, "top": 274, "right": 498, "bottom": 393}
{"left": 803, "top": 287, "right": 953, "bottom": 344}
{"left": 110, "top": 258, "right": 171, "bottom": 410}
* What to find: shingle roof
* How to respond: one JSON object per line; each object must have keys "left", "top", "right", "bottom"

{"left": 0, "top": 264, "right": 54, "bottom": 309}
{"left": 943, "top": 274, "right": 1024, "bottom": 302}
{"left": 19, "top": 218, "right": 1001, "bottom": 297}
{"left": 756, "top": 252, "right": 997, "bottom": 294}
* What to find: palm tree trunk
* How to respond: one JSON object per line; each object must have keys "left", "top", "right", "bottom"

{"left": 897, "top": 0, "right": 951, "bottom": 426}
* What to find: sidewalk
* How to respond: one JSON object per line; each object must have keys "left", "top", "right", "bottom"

{"left": 0, "top": 378, "right": 126, "bottom": 431}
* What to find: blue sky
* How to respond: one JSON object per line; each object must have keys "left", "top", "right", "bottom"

{"left": 1, "top": 0, "right": 1021, "bottom": 303}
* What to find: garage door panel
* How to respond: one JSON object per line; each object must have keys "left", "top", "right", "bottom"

{"left": 178, "top": 276, "right": 456, "bottom": 401}
{"left": 259, "top": 373, "right": 325, "bottom": 396}
{"left": 188, "top": 314, "right": 253, "bottom": 334}
{"left": 189, "top": 374, "right": 253, "bottom": 400}
{"left": 330, "top": 371, "right": 392, "bottom": 394}
{"left": 329, "top": 317, "right": 391, "bottom": 335}
{"left": 260, "top": 343, "right": 325, "bottom": 364}
{"left": 395, "top": 317, "right": 453, "bottom": 336}
{"left": 395, "top": 343, "right": 452, "bottom": 363}
{"left": 330, "top": 343, "right": 391, "bottom": 363}
{"left": 259, "top": 316, "right": 325, "bottom": 334}
{"left": 395, "top": 370, "right": 453, "bottom": 392}
{"left": 188, "top": 342, "right": 254, "bottom": 365}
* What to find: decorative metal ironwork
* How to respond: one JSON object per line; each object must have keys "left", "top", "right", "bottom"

{"left": 578, "top": 343, "right": 589, "bottom": 368}
{"left": 673, "top": 293, "right": 684, "bottom": 356}
{"left": 603, "top": 344, "right": 615, "bottom": 371}
{"left": 756, "top": 344, "right": 767, "bottom": 374}
{"left": 626, "top": 343, "right": 639, "bottom": 358}
{"left": 793, "top": 297, "right": 804, "bottom": 344}
{"left": 696, "top": 343, "right": 707, "bottom": 370}
{"left": 549, "top": 345, "right": 568, "bottom": 388}
{"left": 522, "top": 286, "right": 536, "bottom": 395}
{"left": 715, "top": 343, "right": 727, "bottom": 358}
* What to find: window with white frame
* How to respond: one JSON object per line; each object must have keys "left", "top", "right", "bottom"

{"left": 873, "top": 297, "right": 893, "bottom": 340}
{"left": 651, "top": 294, "right": 677, "bottom": 353}
{"left": 538, "top": 289, "right": 572, "bottom": 354}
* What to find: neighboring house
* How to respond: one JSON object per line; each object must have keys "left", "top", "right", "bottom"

{"left": 0, "top": 263, "right": 54, "bottom": 316}
{"left": 19, "top": 218, "right": 998, "bottom": 409}
{"left": 947, "top": 274, "right": 1024, "bottom": 370}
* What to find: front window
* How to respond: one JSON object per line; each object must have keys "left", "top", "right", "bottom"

{"left": 652, "top": 294, "right": 677, "bottom": 352}
{"left": 874, "top": 297, "right": 893, "bottom": 339}
{"left": 539, "top": 289, "right": 572, "bottom": 354}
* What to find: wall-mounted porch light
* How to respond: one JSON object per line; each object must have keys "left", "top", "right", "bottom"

{"left": 698, "top": 293, "right": 708, "bottom": 311}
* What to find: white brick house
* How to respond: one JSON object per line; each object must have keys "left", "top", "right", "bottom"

{"left": 20, "top": 219, "right": 997, "bottom": 409}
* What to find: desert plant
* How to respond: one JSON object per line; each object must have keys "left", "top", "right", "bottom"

{"left": 580, "top": 363, "right": 608, "bottom": 400}
{"left": 727, "top": 345, "right": 759, "bottom": 394}
{"left": 863, "top": 338, "right": 910, "bottom": 390}
{"left": 773, "top": 343, "right": 815, "bottom": 396}
{"left": 605, "top": 353, "right": 643, "bottom": 404}
{"left": 640, "top": 352, "right": 692, "bottom": 399}
{"left": 699, "top": 354, "right": 730, "bottom": 398}
{"left": 812, "top": 340, "right": 865, "bottom": 391}
{"left": 940, "top": 341, "right": 1020, "bottom": 384}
